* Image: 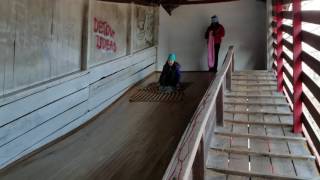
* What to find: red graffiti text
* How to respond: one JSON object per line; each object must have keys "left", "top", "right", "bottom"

{"left": 94, "top": 18, "right": 117, "bottom": 53}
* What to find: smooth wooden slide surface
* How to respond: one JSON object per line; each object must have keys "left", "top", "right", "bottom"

{"left": 0, "top": 72, "right": 213, "bottom": 180}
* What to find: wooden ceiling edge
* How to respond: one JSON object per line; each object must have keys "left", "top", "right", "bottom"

{"left": 161, "top": 0, "right": 239, "bottom": 5}
{"left": 97, "top": 0, "right": 160, "bottom": 6}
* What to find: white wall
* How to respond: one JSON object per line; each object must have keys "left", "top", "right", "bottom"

{"left": 157, "top": 0, "right": 267, "bottom": 71}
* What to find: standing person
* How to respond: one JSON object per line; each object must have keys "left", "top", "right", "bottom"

{"left": 159, "top": 53, "right": 181, "bottom": 93}
{"left": 205, "top": 15, "right": 225, "bottom": 73}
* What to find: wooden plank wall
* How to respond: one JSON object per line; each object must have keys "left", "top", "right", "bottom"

{"left": 0, "top": 46, "right": 156, "bottom": 169}
{"left": 0, "top": 0, "right": 158, "bottom": 170}
{"left": 0, "top": 0, "right": 86, "bottom": 94}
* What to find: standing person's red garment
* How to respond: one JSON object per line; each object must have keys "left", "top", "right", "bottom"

{"left": 208, "top": 31, "right": 215, "bottom": 69}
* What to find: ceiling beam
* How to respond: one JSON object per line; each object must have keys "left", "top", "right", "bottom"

{"left": 160, "top": 0, "right": 239, "bottom": 5}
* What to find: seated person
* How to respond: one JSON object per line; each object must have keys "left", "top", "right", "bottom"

{"left": 159, "top": 53, "right": 181, "bottom": 92}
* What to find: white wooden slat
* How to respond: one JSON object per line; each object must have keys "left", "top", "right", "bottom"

{"left": 1, "top": 87, "right": 128, "bottom": 170}
{"left": 89, "top": 63, "right": 155, "bottom": 110}
{"left": 89, "top": 56, "right": 155, "bottom": 98}
{"left": 0, "top": 73, "right": 89, "bottom": 127}
{"left": 89, "top": 47, "right": 156, "bottom": 84}
{"left": 0, "top": 101, "right": 89, "bottom": 168}
{"left": 0, "top": 72, "right": 89, "bottom": 107}
{"left": 0, "top": 62, "right": 154, "bottom": 170}
{"left": 0, "top": 88, "right": 89, "bottom": 147}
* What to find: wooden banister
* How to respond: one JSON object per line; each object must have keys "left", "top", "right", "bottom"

{"left": 162, "top": 46, "right": 235, "bottom": 180}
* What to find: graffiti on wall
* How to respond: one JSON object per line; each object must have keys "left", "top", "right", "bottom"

{"left": 89, "top": 1, "right": 128, "bottom": 66}
{"left": 133, "top": 5, "right": 155, "bottom": 51}
{"left": 94, "top": 18, "right": 117, "bottom": 53}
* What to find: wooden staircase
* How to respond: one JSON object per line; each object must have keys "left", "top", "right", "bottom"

{"left": 205, "top": 70, "right": 319, "bottom": 180}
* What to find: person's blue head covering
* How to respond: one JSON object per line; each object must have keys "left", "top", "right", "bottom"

{"left": 211, "top": 15, "right": 219, "bottom": 23}
{"left": 168, "top": 53, "right": 176, "bottom": 62}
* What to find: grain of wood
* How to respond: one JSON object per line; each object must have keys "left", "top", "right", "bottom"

{"left": 0, "top": 73, "right": 213, "bottom": 180}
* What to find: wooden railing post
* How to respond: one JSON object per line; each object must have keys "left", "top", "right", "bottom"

{"left": 293, "top": 0, "right": 302, "bottom": 133}
{"left": 226, "top": 62, "right": 232, "bottom": 91}
{"left": 216, "top": 84, "right": 224, "bottom": 127}
{"left": 192, "top": 136, "right": 204, "bottom": 180}
{"left": 231, "top": 53, "right": 235, "bottom": 72}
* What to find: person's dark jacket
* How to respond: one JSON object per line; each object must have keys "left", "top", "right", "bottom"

{"left": 205, "top": 23, "right": 225, "bottom": 44}
{"left": 159, "top": 62, "right": 181, "bottom": 87}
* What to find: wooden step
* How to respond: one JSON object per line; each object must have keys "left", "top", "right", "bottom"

{"left": 225, "top": 101, "right": 289, "bottom": 106}
{"left": 206, "top": 166, "right": 314, "bottom": 180}
{"left": 224, "top": 110, "right": 292, "bottom": 116}
{"left": 232, "top": 82, "right": 278, "bottom": 86}
{"left": 234, "top": 70, "right": 272, "bottom": 73}
{"left": 214, "top": 131, "right": 306, "bottom": 141}
{"left": 225, "top": 94, "right": 286, "bottom": 99}
{"left": 232, "top": 78, "right": 277, "bottom": 81}
{"left": 233, "top": 72, "right": 275, "bottom": 75}
{"left": 209, "top": 147, "right": 316, "bottom": 160}
{"left": 224, "top": 119, "right": 292, "bottom": 126}
{"left": 230, "top": 89, "right": 278, "bottom": 92}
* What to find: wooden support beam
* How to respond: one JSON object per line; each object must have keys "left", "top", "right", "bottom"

{"left": 283, "top": 52, "right": 293, "bottom": 68}
{"left": 282, "top": 11, "right": 293, "bottom": 19}
{"left": 302, "top": 73, "right": 320, "bottom": 103}
{"left": 301, "top": 11, "right": 320, "bottom": 25}
{"left": 302, "top": 114, "right": 320, "bottom": 153}
{"left": 301, "top": 51, "right": 320, "bottom": 77}
{"left": 302, "top": 93, "right": 320, "bottom": 129}
{"left": 283, "top": 39, "right": 293, "bottom": 52}
{"left": 283, "top": 78, "right": 294, "bottom": 103}
{"left": 283, "top": 65, "right": 293, "bottom": 82}
{"left": 215, "top": 131, "right": 306, "bottom": 141}
{"left": 282, "top": 24, "right": 293, "bottom": 35}
{"left": 301, "top": 30, "right": 320, "bottom": 52}
{"left": 209, "top": 147, "right": 315, "bottom": 160}
{"left": 293, "top": 0, "right": 302, "bottom": 133}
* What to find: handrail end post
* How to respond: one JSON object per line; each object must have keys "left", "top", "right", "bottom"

{"left": 216, "top": 85, "right": 224, "bottom": 127}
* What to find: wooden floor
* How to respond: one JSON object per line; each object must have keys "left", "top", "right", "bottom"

{"left": 206, "top": 70, "right": 320, "bottom": 180}
{"left": 0, "top": 72, "right": 213, "bottom": 180}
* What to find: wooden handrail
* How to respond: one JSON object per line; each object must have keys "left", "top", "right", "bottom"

{"left": 162, "top": 46, "right": 234, "bottom": 180}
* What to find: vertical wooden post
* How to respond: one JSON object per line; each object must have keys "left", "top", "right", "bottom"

{"left": 83, "top": 0, "right": 94, "bottom": 70}
{"left": 128, "top": 2, "right": 134, "bottom": 56}
{"left": 216, "top": 84, "right": 224, "bottom": 127}
{"left": 275, "top": 0, "right": 284, "bottom": 92}
{"left": 226, "top": 57, "right": 233, "bottom": 91}
{"left": 192, "top": 136, "right": 204, "bottom": 180}
{"left": 231, "top": 53, "right": 235, "bottom": 72}
{"left": 293, "top": 0, "right": 302, "bottom": 133}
